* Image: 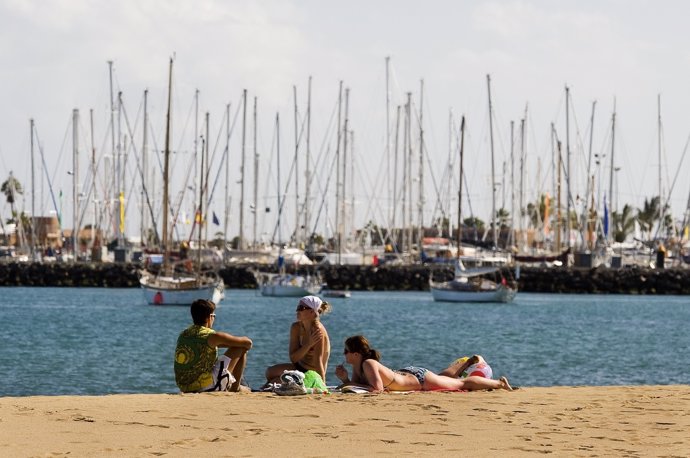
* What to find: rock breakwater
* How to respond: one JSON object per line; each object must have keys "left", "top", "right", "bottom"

{"left": 0, "top": 262, "right": 688, "bottom": 294}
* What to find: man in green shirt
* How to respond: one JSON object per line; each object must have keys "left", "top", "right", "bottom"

{"left": 174, "top": 299, "right": 252, "bottom": 392}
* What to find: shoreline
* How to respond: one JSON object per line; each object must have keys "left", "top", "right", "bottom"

{"left": 2, "top": 385, "right": 689, "bottom": 456}
{"left": 1, "top": 261, "right": 690, "bottom": 294}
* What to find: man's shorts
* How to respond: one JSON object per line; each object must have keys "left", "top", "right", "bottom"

{"left": 202, "top": 355, "right": 237, "bottom": 391}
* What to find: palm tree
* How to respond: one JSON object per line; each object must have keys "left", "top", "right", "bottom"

{"left": 637, "top": 196, "right": 660, "bottom": 240}
{"left": 612, "top": 204, "right": 635, "bottom": 243}
{"left": 496, "top": 208, "right": 510, "bottom": 229}
{"left": 431, "top": 216, "right": 451, "bottom": 238}
{"left": 1, "top": 172, "right": 23, "bottom": 224}
{"left": 525, "top": 194, "right": 553, "bottom": 229}
{"left": 462, "top": 217, "right": 485, "bottom": 237}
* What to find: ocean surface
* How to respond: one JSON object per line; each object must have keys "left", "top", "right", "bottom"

{"left": 1, "top": 287, "right": 689, "bottom": 397}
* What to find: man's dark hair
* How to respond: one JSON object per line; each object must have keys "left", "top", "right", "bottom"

{"left": 191, "top": 299, "right": 216, "bottom": 325}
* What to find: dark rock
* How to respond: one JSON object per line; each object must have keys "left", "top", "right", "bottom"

{"left": 1, "top": 262, "right": 689, "bottom": 294}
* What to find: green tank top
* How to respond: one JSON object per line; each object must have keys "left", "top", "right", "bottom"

{"left": 174, "top": 325, "right": 217, "bottom": 392}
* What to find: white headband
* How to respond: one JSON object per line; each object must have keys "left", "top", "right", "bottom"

{"left": 298, "top": 295, "right": 322, "bottom": 315}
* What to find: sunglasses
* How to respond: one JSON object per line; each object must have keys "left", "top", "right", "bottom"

{"left": 296, "top": 305, "right": 310, "bottom": 312}
{"left": 210, "top": 313, "right": 216, "bottom": 318}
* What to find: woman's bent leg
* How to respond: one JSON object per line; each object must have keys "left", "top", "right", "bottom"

{"left": 265, "top": 362, "right": 296, "bottom": 382}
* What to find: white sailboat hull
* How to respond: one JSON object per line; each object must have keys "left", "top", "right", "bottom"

{"left": 140, "top": 272, "right": 225, "bottom": 306}
{"left": 321, "top": 289, "right": 352, "bottom": 298}
{"left": 430, "top": 280, "right": 516, "bottom": 303}
{"left": 258, "top": 273, "right": 322, "bottom": 297}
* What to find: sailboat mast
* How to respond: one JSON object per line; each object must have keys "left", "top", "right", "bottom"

{"left": 342, "top": 87, "right": 350, "bottom": 262}
{"left": 385, "top": 57, "right": 392, "bottom": 230}
{"left": 30, "top": 119, "right": 36, "bottom": 260}
{"left": 276, "top": 113, "right": 282, "bottom": 246}
{"left": 90, "top": 109, "right": 98, "bottom": 258}
{"left": 162, "top": 57, "right": 173, "bottom": 270}
{"left": 586, "top": 101, "right": 596, "bottom": 206}
{"left": 141, "top": 90, "right": 148, "bottom": 247}
{"left": 72, "top": 108, "right": 79, "bottom": 262}
{"left": 585, "top": 101, "right": 596, "bottom": 247}
{"left": 334, "top": 81, "right": 343, "bottom": 262}
{"left": 116, "top": 92, "right": 124, "bottom": 249}
{"left": 447, "top": 110, "right": 454, "bottom": 238}
{"left": 392, "top": 105, "right": 401, "bottom": 248}
{"left": 223, "top": 102, "right": 231, "bottom": 256}
{"left": 418, "top": 79, "right": 425, "bottom": 251}
{"left": 510, "top": 120, "right": 515, "bottom": 251}
{"left": 194, "top": 90, "right": 199, "bottom": 220}
{"left": 457, "top": 116, "right": 465, "bottom": 257}
{"left": 658, "top": 94, "right": 664, "bottom": 237}
{"left": 556, "top": 137, "right": 562, "bottom": 251}
{"left": 608, "top": 101, "right": 616, "bottom": 245}
{"left": 486, "top": 74, "right": 497, "bottom": 250}
{"left": 565, "top": 85, "right": 571, "bottom": 249}
{"left": 204, "top": 112, "right": 210, "bottom": 244}
{"left": 107, "top": 61, "right": 115, "bottom": 244}
{"left": 402, "top": 93, "right": 410, "bottom": 254}
{"left": 197, "top": 112, "right": 208, "bottom": 279}
{"left": 252, "top": 98, "right": 259, "bottom": 249}
{"left": 239, "top": 89, "right": 247, "bottom": 250}
{"left": 293, "top": 85, "right": 300, "bottom": 245}
{"left": 519, "top": 117, "right": 525, "bottom": 251}
{"left": 305, "top": 77, "right": 312, "bottom": 248}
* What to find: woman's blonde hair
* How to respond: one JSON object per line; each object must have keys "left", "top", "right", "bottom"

{"left": 318, "top": 300, "right": 332, "bottom": 316}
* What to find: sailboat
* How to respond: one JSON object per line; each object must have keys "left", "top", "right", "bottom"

{"left": 255, "top": 112, "right": 321, "bottom": 297}
{"left": 139, "top": 58, "right": 224, "bottom": 306}
{"left": 429, "top": 114, "right": 517, "bottom": 303}
{"left": 258, "top": 256, "right": 322, "bottom": 297}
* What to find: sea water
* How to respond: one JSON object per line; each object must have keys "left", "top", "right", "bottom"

{"left": 0, "top": 287, "right": 688, "bottom": 396}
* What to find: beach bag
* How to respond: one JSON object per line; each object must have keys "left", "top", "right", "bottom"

{"left": 274, "top": 370, "right": 307, "bottom": 396}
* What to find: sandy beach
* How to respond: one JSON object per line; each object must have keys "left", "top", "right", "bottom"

{"left": 1, "top": 386, "right": 688, "bottom": 457}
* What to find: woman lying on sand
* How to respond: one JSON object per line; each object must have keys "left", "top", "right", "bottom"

{"left": 334, "top": 335, "right": 512, "bottom": 393}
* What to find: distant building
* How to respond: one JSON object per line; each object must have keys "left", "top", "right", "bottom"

{"left": 30, "top": 216, "right": 62, "bottom": 250}
{"left": 62, "top": 225, "right": 105, "bottom": 257}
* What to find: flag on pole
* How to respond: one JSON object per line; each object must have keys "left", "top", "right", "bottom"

{"left": 58, "top": 189, "right": 63, "bottom": 225}
{"left": 603, "top": 194, "right": 609, "bottom": 237}
{"left": 212, "top": 211, "right": 220, "bottom": 226}
{"left": 119, "top": 192, "right": 125, "bottom": 234}
{"left": 543, "top": 193, "right": 550, "bottom": 235}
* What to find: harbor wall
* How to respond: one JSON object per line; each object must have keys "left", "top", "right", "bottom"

{"left": 1, "top": 262, "right": 689, "bottom": 294}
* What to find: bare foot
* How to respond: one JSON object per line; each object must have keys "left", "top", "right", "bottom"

{"left": 499, "top": 376, "right": 513, "bottom": 391}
